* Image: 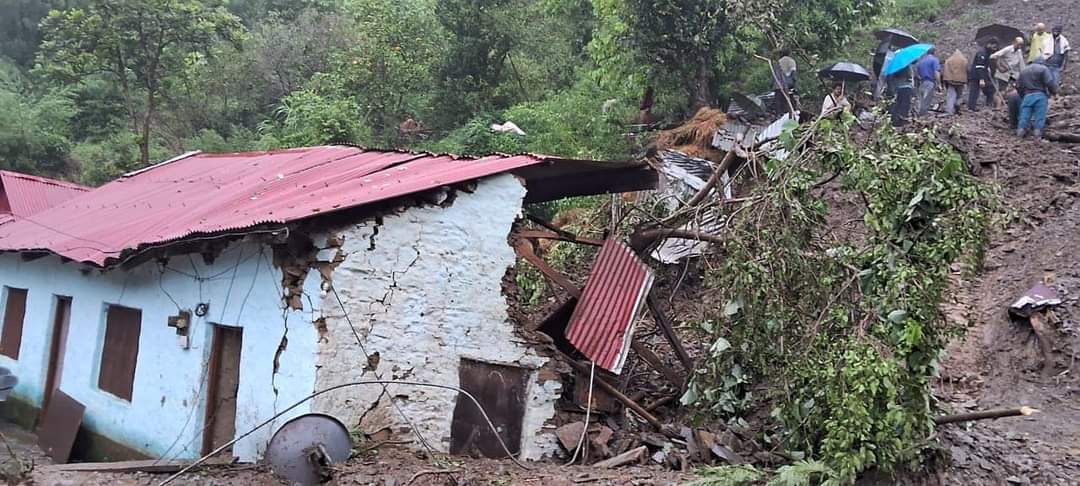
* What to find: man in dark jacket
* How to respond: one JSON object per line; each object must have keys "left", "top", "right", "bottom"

{"left": 968, "top": 38, "right": 1000, "bottom": 112}
{"left": 1017, "top": 59, "right": 1059, "bottom": 138}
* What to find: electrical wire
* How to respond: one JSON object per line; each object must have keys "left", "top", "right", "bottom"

{"left": 565, "top": 361, "right": 595, "bottom": 466}
{"left": 329, "top": 284, "right": 437, "bottom": 454}
{"left": 158, "top": 379, "right": 532, "bottom": 485}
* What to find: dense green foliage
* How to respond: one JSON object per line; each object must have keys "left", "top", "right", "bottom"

{"left": 683, "top": 116, "right": 999, "bottom": 483}
{"left": 0, "top": 0, "right": 917, "bottom": 186}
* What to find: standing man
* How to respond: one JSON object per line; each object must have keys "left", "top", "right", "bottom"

{"left": 1046, "top": 26, "right": 1071, "bottom": 86}
{"left": 1029, "top": 23, "right": 1052, "bottom": 63}
{"left": 772, "top": 56, "right": 798, "bottom": 115}
{"left": 1017, "top": 59, "right": 1058, "bottom": 139}
{"left": 968, "top": 38, "right": 999, "bottom": 112}
{"left": 891, "top": 65, "right": 915, "bottom": 127}
{"left": 992, "top": 37, "right": 1026, "bottom": 92}
{"left": 916, "top": 48, "right": 942, "bottom": 115}
{"left": 943, "top": 49, "right": 969, "bottom": 115}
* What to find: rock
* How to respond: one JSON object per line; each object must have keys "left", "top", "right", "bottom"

{"left": 557, "top": 422, "right": 586, "bottom": 452}
{"left": 639, "top": 432, "right": 669, "bottom": 449}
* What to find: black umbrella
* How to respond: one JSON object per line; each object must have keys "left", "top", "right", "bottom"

{"left": 874, "top": 28, "right": 920, "bottom": 48}
{"left": 818, "top": 62, "right": 873, "bottom": 83}
{"left": 976, "top": 24, "right": 1024, "bottom": 45}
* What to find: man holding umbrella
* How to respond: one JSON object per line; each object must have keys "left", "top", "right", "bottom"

{"left": 968, "top": 38, "right": 1000, "bottom": 112}
{"left": 884, "top": 43, "right": 932, "bottom": 126}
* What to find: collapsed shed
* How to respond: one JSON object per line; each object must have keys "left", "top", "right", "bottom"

{"left": 0, "top": 146, "right": 656, "bottom": 463}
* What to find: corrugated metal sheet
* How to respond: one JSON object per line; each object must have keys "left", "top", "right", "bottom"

{"left": 0, "top": 171, "right": 89, "bottom": 217}
{"left": 565, "top": 239, "right": 655, "bottom": 374}
{"left": 0, "top": 146, "right": 552, "bottom": 266}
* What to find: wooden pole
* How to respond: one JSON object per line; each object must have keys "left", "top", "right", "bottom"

{"left": 934, "top": 406, "right": 1038, "bottom": 425}
{"left": 562, "top": 355, "right": 678, "bottom": 438}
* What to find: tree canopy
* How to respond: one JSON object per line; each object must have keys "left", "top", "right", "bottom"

{"left": 1, "top": 0, "right": 895, "bottom": 185}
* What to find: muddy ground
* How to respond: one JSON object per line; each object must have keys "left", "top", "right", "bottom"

{"left": 910, "top": 0, "right": 1080, "bottom": 484}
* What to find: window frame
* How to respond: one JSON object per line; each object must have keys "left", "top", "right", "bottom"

{"left": 97, "top": 304, "right": 143, "bottom": 402}
{"left": 0, "top": 287, "right": 29, "bottom": 360}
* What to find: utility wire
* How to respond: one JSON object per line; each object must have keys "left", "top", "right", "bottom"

{"left": 158, "top": 380, "right": 532, "bottom": 485}
{"left": 329, "top": 284, "right": 437, "bottom": 454}
{"left": 565, "top": 361, "right": 595, "bottom": 466}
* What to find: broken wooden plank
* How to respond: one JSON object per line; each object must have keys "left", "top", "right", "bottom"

{"left": 515, "top": 229, "right": 604, "bottom": 247}
{"left": 1029, "top": 313, "right": 1054, "bottom": 370}
{"left": 562, "top": 356, "right": 678, "bottom": 438}
{"left": 646, "top": 294, "right": 694, "bottom": 372}
{"left": 46, "top": 459, "right": 193, "bottom": 473}
{"left": 593, "top": 446, "right": 647, "bottom": 469}
{"left": 935, "top": 406, "right": 1038, "bottom": 425}
{"left": 630, "top": 340, "right": 686, "bottom": 390}
{"left": 513, "top": 239, "right": 582, "bottom": 298}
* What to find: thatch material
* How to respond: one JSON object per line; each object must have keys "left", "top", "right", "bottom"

{"left": 656, "top": 107, "right": 728, "bottom": 155}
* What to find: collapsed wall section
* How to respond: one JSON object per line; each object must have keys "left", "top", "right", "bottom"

{"left": 311, "top": 174, "right": 562, "bottom": 460}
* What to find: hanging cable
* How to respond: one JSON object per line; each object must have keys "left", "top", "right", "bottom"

{"left": 564, "top": 361, "right": 595, "bottom": 466}
{"left": 158, "top": 379, "right": 532, "bottom": 485}
{"left": 329, "top": 284, "right": 437, "bottom": 454}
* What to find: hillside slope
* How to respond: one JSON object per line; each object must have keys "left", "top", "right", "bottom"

{"left": 916, "top": 0, "right": 1080, "bottom": 484}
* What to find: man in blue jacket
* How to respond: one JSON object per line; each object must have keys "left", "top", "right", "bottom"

{"left": 1016, "top": 58, "right": 1059, "bottom": 139}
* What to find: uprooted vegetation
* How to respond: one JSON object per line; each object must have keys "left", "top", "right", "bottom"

{"left": 672, "top": 115, "right": 1001, "bottom": 483}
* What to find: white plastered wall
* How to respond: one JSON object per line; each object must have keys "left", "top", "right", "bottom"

{"left": 311, "top": 174, "right": 563, "bottom": 460}
{"left": 0, "top": 240, "right": 320, "bottom": 461}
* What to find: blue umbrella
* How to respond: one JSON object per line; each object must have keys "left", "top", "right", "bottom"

{"left": 883, "top": 43, "right": 934, "bottom": 77}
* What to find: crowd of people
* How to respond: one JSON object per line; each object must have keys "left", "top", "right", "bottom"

{"left": 819, "top": 23, "right": 1071, "bottom": 139}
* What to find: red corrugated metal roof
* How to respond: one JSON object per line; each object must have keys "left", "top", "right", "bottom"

{"left": 0, "top": 171, "right": 89, "bottom": 217}
{"left": 565, "top": 239, "right": 655, "bottom": 374}
{"left": 0, "top": 146, "right": 553, "bottom": 266}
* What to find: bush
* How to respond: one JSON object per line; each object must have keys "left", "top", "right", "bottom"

{"left": 685, "top": 116, "right": 1000, "bottom": 483}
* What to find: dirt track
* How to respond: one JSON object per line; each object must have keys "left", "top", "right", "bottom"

{"left": 915, "top": 0, "right": 1080, "bottom": 484}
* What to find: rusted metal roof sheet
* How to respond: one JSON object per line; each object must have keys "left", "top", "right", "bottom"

{"left": 0, "top": 146, "right": 561, "bottom": 266}
{"left": 565, "top": 239, "right": 655, "bottom": 374}
{"left": 0, "top": 171, "right": 89, "bottom": 217}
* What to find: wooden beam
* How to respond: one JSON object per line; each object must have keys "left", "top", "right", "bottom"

{"left": 514, "top": 229, "right": 604, "bottom": 247}
{"left": 563, "top": 355, "right": 677, "bottom": 438}
{"left": 44, "top": 459, "right": 209, "bottom": 473}
{"left": 935, "top": 406, "right": 1038, "bottom": 425}
{"left": 630, "top": 340, "right": 686, "bottom": 390}
{"left": 513, "top": 239, "right": 581, "bottom": 298}
{"left": 647, "top": 294, "right": 694, "bottom": 372}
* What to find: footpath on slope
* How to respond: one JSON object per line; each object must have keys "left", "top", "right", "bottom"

{"left": 910, "top": 0, "right": 1080, "bottom": 484}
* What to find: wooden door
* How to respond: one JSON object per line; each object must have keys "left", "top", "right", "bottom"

{"left": 449, "top": 359, "right": 529, "bottom": 458}
{"left": 202, "top": 325, "right": 243, "bottom": 456}
{"left": 43, "top": 296, "right": 72, "bottom": 413}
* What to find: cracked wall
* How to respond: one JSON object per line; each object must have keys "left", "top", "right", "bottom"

{"left": 312, "top": 174, "right": 563, "bottom": 460}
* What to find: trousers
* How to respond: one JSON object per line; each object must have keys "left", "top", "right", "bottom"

{"left": 918, "top": 80, "right": 937, "bottom": 115}
{"left": 967, "top": 78, "right": 996, "bottom": 111}
{"left": 892, "top": 86, "right": 913, "bottom": 126}
{"left": 944, "top": 83, "right": 964, "bottom": 114}
{"left": 1017, "top": 92, "right": 1049, "bottom": 133}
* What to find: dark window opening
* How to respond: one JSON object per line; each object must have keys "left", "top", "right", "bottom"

{"left": 0, "top": 287, "right": 28, "bottom": 359}
{"left": 98, "top": 305, "right": 142, "bottom": 401}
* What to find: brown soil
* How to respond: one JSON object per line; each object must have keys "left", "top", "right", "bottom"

{"left": 910, "top": 1, "right": 1080, "bottom": 484}
{"left": 30, "top": 446, "right": 692, "bottom": 485}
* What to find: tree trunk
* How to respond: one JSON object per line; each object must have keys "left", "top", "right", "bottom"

{"left": 691, "top": 56, "right": 713, "bottom": 112}
{"left": 140, "top": 90, "right": 156, "bottom": 167}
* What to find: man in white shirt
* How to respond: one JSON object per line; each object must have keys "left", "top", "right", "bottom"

{"left": 1047, "top": 26, "right": 1071, "bottom": 85}
{"left": 992, "top": 37, "right": 1026, "bottom": 92}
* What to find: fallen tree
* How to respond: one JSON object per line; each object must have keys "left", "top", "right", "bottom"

{"left": 674, "top": 115, "right": 1002, "bottom": 484}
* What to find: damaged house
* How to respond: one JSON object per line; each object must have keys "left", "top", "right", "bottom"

{"left": 0, "top": 146, "right": 656, "bottom": 463}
